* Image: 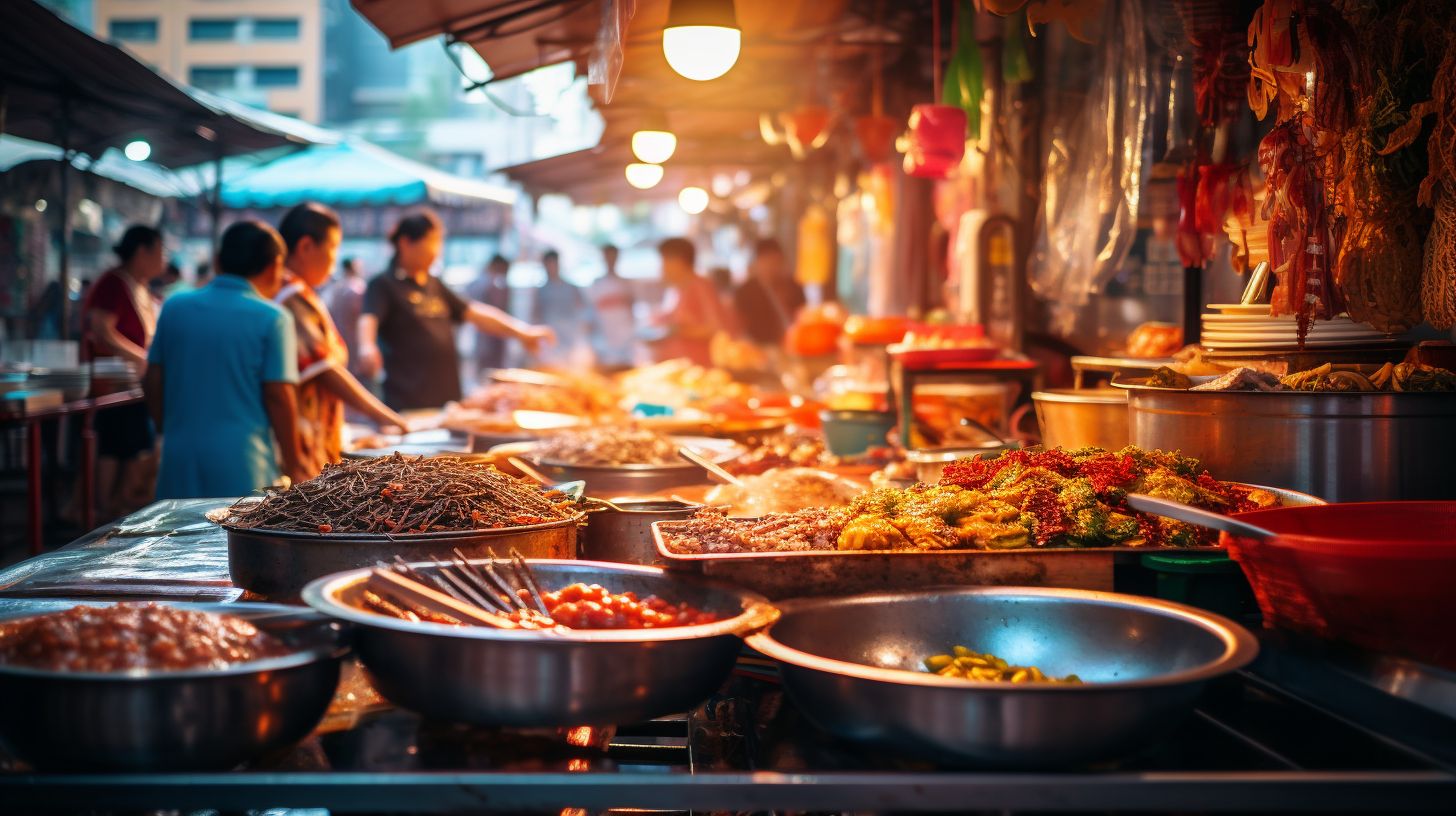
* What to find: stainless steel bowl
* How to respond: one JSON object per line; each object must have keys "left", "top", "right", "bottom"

{"left": 1032, "top": 388, "right": 1130, "bottom": 449}
{"left": 227, "top": 512, "right": 584, "bottom": 601}
{"left": 579, "top": 499, "right": 701, "bottom": 565}
{"left": 907, "top": 442, "right": 1019, "bottom": 483}
{"left": 302, "top": 560, "right": 774, "bottom": 727}
{"left": 490, "top": 437, "right": 739, "bottom": 498}
{"left": 0, "top": 602, "right": 347, "bottom": 771}
{"left": 745, "top": 587, "right": 1257, "bottom": 767}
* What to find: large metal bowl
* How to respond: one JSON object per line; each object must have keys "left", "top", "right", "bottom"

{"left": 489, "top": 437, "right": 739, "bottom": 497}
{"left": 745, "top": 587, "right": 1257, "bottom": 767}
{"left": 0, "top": 602, "right": 347, "bottom": 771}
{"left": 302, "top": 560, "right": 774, "bottom": 727}
{"left": 226, "top": 512, "right": 584, "bottom": 601}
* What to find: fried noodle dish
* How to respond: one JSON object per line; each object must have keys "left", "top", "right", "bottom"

{"left": 663, "top": 446, "right": 1278, "bottom": 554}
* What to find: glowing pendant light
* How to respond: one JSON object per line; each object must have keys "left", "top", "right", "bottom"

{"left": 631, "top": 110, "right": 678, "bottom": 164}
{"left": 625, "top": 163, "right": 665, "bottom": 189}
{"left": 663, "top": 0, "right": 741, "bottom": 82}
{"left": 678, "top": 186, "right": 709, "bottom": 214}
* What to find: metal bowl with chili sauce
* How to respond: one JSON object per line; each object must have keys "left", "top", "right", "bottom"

{"left": 302, "top": 560, "right": 775, "bottom": 727}
{"left": 0, "top": 602, "right": 347, "bottom": 771}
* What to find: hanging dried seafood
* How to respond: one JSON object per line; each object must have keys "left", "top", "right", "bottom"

{"left": 1378, "top": 13, "right": 1456, "bottom": 330}
{"left": 1247, "top": 0, "right": 1358, "bottom": 342}
{"left": 1329, "top": 0, "right": 1433, "bottom": 333}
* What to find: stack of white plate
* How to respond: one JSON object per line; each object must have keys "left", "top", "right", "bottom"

{"left": 25, "top": 367, "right": 91, "bottom": 401}
{"left": 91, "top": 359, "right": 140, "bottom": 395}
{"left": 1202, "top": 305, "right": 1394, "bottom": 350}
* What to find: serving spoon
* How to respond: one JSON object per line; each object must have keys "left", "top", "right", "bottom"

{"left": 1124, "top": 493, "right": 1276, "bottom": 539}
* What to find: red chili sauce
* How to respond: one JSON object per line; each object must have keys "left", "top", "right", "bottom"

{"left": 507, "top": 583, "right": 720, "bottom": 629}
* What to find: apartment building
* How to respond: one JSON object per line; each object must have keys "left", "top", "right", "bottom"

{"left": 94, "top": 0, "right": 323, "bottom": 121}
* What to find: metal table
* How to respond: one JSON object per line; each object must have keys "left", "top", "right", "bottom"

{"left": 1, "top": 508, "right": 1453, "bottom": 812}
{"left": 0, "top": 654, "right": 1452, "bottom": 813}
{"left": 1, "top": 389, "right": 145, "bottom": 555}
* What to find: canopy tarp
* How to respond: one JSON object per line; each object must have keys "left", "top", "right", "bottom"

{"left": 219, "top": 139, "right": 516, "bottom": 209}
{"left": 0, "top": 135, "right": 186, "bottom": 198}
{"left": 0, "top": 1, "right": 317, "bottom": 167}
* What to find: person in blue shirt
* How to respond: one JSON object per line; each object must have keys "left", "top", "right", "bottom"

{"left": 144, "top": 220, "right": 311, "bottom": 499}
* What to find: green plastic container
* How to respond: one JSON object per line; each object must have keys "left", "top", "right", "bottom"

{"left": 1140, "top": 552, "right": 1257, "bottom": 620}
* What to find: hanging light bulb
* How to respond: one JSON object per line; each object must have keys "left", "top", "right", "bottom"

{"left": 663, "top": 0, "right": 741, "bottom": 82}
{"left": 625, "top": 163, "right": 664, "bottom": 189}
{"left": 632, "top": 130, "right": 677, "bottom": 164}
{"left": 123, "top": 139, "right": 151, "bottom": 162}
{"left": 678, "top": 186, "right": 709, "bottom": 214}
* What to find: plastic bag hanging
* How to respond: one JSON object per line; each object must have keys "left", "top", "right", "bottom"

{"left": 589, "top": 0, "right": 636, "bottom": 104}
{"left": 1030, "top": 0, "right": 1151, "bottom": 333}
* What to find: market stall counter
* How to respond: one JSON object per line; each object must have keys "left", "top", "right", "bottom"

{"left": 1, "top": 493, "right": 1454, "bottom": 811}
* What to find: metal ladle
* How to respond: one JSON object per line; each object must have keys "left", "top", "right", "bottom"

{"left": 1125, "top": 494, "right": 1276, "bottom": 539}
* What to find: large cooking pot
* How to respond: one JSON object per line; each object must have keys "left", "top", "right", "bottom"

{"left": 579, "top": 499, "right": 700, "bottom": 565}
{"left": 1032, "top": 388, "right": 1129, "bottom": 450}
{"left": 226, "top": 514, "right": 583, "bottom": 601}
{"left": 1118, "top": 383, "right": 1456, "bottom": 502}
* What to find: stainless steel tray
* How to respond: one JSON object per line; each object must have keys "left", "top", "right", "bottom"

{"left": 653, "top": 519, "right": 1129, "bottom": 598}
{"left": 650, "top": 484, "right": 1321, "bottom": 600}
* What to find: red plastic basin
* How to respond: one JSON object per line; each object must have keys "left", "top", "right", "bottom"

{"left": 1222, "top": 502, "right": 1456, "bottom": 669}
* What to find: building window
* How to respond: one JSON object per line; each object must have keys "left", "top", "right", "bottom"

{"left": 189, "top": 66, "right": 239, "bottom": 91}
{"left": 255, "top": 67, "right": 300, "bottom": 88}
{"left": 109, "top": 19, "right": 158, "bottom": 42}
{"left": 253, "top": 18, "right": 300, "bottom": 40}
{"left": 189, "top": 18, "right": 240, "bottom": 41}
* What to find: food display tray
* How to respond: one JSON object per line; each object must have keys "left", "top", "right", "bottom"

{"left": 650, "top": 518, "right": 1209, "bottom": 598}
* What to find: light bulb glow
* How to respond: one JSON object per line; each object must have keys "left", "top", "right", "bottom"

{"left": 678, "top": 186, "right": 709, "bottom": 214}
{"left": 123, "top": 139, "right": 151, "bottom": 162}
{"left": 663, "top": 26, "right": 741, "bottom": 81}
{"left": 625, "top": 163, "right": 664, "bottom": 189}
{"left": 631, "top": 130, "right": 678, "bottom": 164}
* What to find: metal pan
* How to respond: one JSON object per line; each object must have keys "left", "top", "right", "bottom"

{"left": 579, "top": 498, "right": 701, "bottom": 565}
{"left": 0, "top": 602, "right": 347, "bottom": 771}
{"left": 651, "top": 484, "right": 1324, "bottom": 600}
{"left": 490, "top": 437, "right": 739, "bottom": 498}
{"left": 225, "top": 512, "right": 585, "bottom": 601}
{"left": 745, "top": 587, "right": 1258, "bottom": 766}
{"left": 302, "top": 560, "right": 775, "bottom": 727}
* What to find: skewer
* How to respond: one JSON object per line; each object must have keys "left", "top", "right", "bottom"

{"left": 448, "top": 549, "right": 518, "bottom": 613}
{"left": 366, "top": 565, "right": 519, "bottom": 629}
{"left": 477, "top": 548, "right": 533, "bottom": 611}
{"left": 508, "top": 548, "right": 552, "bottom": 615}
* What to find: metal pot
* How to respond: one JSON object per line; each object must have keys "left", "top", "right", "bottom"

{"left": 1032, "top": 388, "right": 1129, "bottom": 450}
{"left": 745, "top": 587, "right": 1258, "bottom": 767}
{"left": 226, "top": 513, "right": 584, "bottom": 601}
{"left": 1120, "top": 384, "right": 1456, "bottom": 501}
{"left": 302, "top": 561, "right": 775, "bottom": 727}
{"left": 579, "top": 499, "right": 700, "bottom": 565}
{"left": 0, "top": 602, "right": 347, "bottom": 771}
{"left": 907, "top": 442, "right": 1020, "bottom": 483}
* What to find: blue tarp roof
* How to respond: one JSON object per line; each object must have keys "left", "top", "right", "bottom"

{"left": 218, "top": 139, "right": 516, "bottom": 209}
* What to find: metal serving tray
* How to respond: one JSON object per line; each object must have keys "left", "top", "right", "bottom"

{"left": 650, "top": 484, "right": 1322, "bottom": 600}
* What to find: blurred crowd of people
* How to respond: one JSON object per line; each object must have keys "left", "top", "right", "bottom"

{"left": 78, "top": 205, "right": 806, "bottom": 507}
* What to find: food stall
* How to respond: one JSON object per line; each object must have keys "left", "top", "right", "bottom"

{"left": 3, "top": 0, "right": 1456, "bottom": 812}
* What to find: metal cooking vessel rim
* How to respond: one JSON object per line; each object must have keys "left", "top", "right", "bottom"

{"left": 301, "top": 558, "right": 772, "bottom": 643}
{"left": 221, "top": 509, "right": 587, "bottom": 540}
{"left": 1031, "top": 389, "right": 1128, "bottom": 405}
{"left": 744, "top": 586, "right": 1258, "bottom": 692}
{"left": 0, "top": 601, "right": 347, "bottom": 681}
{"left": 1113, "top": 379, "right": 1456, "bottom": 396}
